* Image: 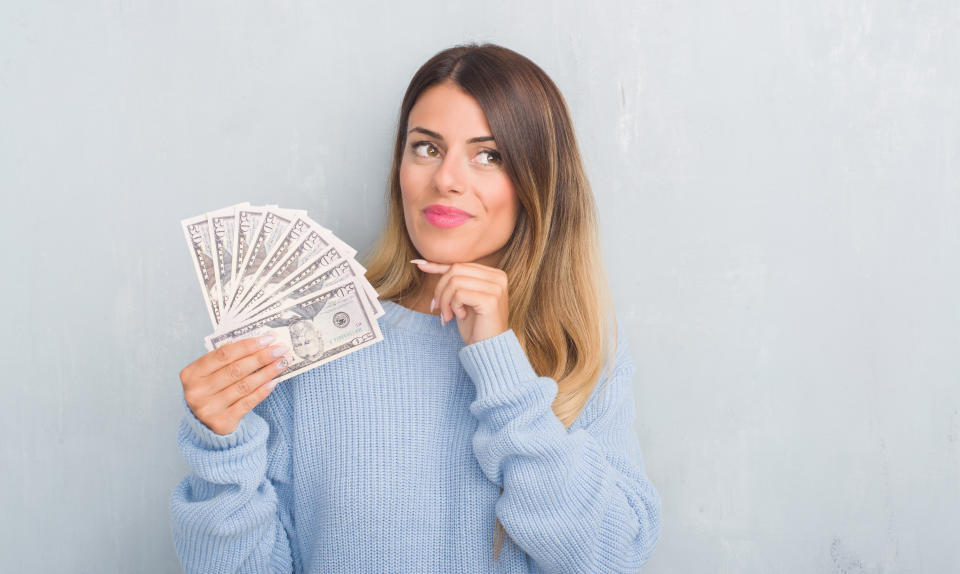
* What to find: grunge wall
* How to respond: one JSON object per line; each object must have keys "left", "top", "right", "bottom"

{"left": 1, "top": 1, "right": 957, "bottom": 572}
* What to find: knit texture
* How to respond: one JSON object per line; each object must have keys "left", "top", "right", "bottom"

{"left": 170, "top": 300, "right": 661, "bottom": 573}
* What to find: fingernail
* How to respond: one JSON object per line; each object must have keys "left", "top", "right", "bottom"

{"left": 270, "top": 345, "right": 290, "bottom": 357}
{"left": 276, "top": 358, "right": 289, "bottom": 370}
{"left": 430, "top": 298, "right": 436, "bottom": 313}
{"left": 410, "top": 259, "right": 427, "bottom": 265}
{"left": 258, "top": 334, "right": 276, "bottom": 347}
{"left": 266, "top": 379, "right": 279, "bottom": 390}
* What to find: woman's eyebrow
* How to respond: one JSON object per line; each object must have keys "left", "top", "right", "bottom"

{"left": 408, "top": 126, "right": 495, "bottom": 144}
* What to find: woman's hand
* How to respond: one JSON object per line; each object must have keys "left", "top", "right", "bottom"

{"left": 412, "top": 260, "right": 509, "bottom": 346}
{"left": 179, "top": 335, "right": 290, "bottom": 435}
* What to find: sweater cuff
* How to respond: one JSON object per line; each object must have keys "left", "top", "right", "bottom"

{"left": 179, "top": 394, "right": 263, "bottom": 450}
{"left": 458, "top": 329, "right": 540, "bottom": 399}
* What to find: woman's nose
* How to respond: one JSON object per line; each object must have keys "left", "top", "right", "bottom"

{"left": 432, "top": 149, "right": 467, "bottom": 194}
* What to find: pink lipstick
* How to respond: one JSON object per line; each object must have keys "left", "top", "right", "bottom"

{"left": 423, "top": 204, "right": 473, "bottom": 229}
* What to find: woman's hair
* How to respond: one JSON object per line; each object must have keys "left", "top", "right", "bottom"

{"left": 361, "top": 42, "right": 619, "bottom": 561}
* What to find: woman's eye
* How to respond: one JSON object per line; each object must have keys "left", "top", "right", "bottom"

{"left": 477, "top": 149, "right": 502, "bottom": 166}
{"left": 411, "top": 142, "right": 439, "bottom": 158}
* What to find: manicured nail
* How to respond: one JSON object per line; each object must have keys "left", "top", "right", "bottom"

{"left": 270, "top": 345, "right": 290, "bottom": 357}
{"left": 266, "top": 378, "right": 279, "bottom": 390}
{"left": 430, "top": 298, "right": 436, "bottom": 313}
{"left": 275, "top": 358, "right": 289, "bottom": 370}
{"left": 410, "top": 259, "right": 428, "bottom": 265}
{"left": 257, "top": 334, "right": 276, "bottom": 347}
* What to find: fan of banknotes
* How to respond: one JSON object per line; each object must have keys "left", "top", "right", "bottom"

{"left": 181, "top": 202, "right": 385, "bottom": 385}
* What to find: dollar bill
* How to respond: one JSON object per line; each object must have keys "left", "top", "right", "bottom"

{"left": 232, "top": 214, "right": 316, "bottom": 313}
{"left": 237, "top": 257, "right": 369, "bottom": 329}
{"left": 300, "top": 215, "right": 382, "bottom": 316}
{"left": 227, "top": 206, "right": 269, "bottom": 316}
{"left": 233, "top": 228, "right": 346, "bottom": 318}
{"left": 206, "top": 203, "right": 249, "bottom": 313}
{"left": 181, "top": 215, "right": 222, "bottom": 326}
{"left": 206, "top": 277, "right": 384, "bottom": 384}
{"left": 303, "top": 215, "right": 359, "bottom": 262}
{"left": 227, "top": 208, "right": 299, "bottom": 313}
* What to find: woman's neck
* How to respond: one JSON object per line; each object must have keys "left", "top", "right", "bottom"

{"left": 400, "top": 275, "right": 442, "bottom": 315}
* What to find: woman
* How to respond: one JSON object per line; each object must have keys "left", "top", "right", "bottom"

{"left": 171, "top": 43, "right": 661, "bottom": 573}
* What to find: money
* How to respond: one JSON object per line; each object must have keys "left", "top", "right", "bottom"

{"left": 227, "top": 208, "right": 300, "bottom": 314}
{"left": 206, "top": 203, "right": 249, "bottom": 312}
{"left": 181, "top": 204, "right": 385, "bottom": 382}
{"left": 181, "top": 215, "right": 222, "bottom": 327}
{"left": 206, "top": 278, "right": 383, "bottom": 385}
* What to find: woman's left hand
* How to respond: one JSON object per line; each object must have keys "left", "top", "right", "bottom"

{"left": 411, "top": 260, "right": 509, "bottom": 346}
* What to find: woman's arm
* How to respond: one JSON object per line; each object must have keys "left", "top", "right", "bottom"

{"left": 459, "top": 324, "right": 662, "bottom": 574}
{"left": 169, "top": 385, "right": 299, "bottom": 573}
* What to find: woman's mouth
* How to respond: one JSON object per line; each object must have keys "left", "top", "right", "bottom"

{"left": 423, "top": 204, "right": 473, "bottom": 229}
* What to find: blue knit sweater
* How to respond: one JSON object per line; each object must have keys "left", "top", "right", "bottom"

{"left": 170, "top": 300, "right": 661, "bottom": 573}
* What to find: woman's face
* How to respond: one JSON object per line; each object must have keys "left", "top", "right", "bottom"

{"left": 399, "top": 81, "right": 519, "bottom": 266}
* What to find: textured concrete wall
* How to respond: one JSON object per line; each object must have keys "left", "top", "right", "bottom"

{"left": 2, "top": 1, "right": 957, "bottom": 572}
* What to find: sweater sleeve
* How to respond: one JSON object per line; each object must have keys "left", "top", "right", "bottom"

{"left": 169, "top": 383, "right": 299, "bottom": 573}
{"left": 458, "top": 326, "right": 662, "bottom": 574}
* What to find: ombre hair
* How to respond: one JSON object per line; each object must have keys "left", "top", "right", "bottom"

{"left": 360, "top": 42, "right": 619, "bottom": 562}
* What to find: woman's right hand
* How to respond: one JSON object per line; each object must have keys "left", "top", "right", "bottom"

{"left": 179, "top": 334, "right": 290, "bottom": 436}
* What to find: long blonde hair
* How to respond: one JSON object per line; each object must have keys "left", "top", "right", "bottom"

{"left": 361, "top": 42, "right": 619, "bottom": 562}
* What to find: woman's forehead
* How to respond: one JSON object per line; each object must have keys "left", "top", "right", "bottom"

{"left": 407, "top": 84, "right": 491, "bottom": 136}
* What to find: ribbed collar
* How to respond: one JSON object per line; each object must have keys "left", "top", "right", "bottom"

{"left": 380, "top": 299, "right": 461, "bottom": 339}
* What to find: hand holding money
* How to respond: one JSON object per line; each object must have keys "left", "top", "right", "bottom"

{"left": 178, "top": 336, "right": 290, "bottom": 435}
{"left": 179, "top": 203, "right": 385, "bottom": 423}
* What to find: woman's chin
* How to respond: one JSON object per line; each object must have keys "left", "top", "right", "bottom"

{"left": 414, "top": 246, "right": 467, "bottom": 264}
{"left": 413, "top": 239, "right": 499, "bottom": 265}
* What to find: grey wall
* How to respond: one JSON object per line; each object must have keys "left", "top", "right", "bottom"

{"left": 2, "top": 2, "right": 957, "bottom": 572}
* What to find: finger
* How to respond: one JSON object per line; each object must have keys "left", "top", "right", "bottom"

{"left": 432, "top": 262, "right": 506, "bottom": 293}
{"left": 223, "top": 355, "right": 288, "bottom": 410}
{"left": 191, "top": 334, "right": 277, "bottom": 378}
{"left": 410, "top": 259, "right": 451, "bottom": 274}
{"left": 448, "top": 288, "right": 500, "bottom": 322}
{"left": 206, "top": 344, "right": 290, "bottom": 394}
{"left": 437, "top": 276, "right": 501, "bottom": 323}
{"left": 433, "top": 264, "right": 506, "bottom": 318}
{"left": 222, "top": 357, "right": 288, "bottom": 418}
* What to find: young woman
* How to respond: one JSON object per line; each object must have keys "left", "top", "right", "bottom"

{"left": 171, "top": 43, "right": 661, "bottom": 573}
